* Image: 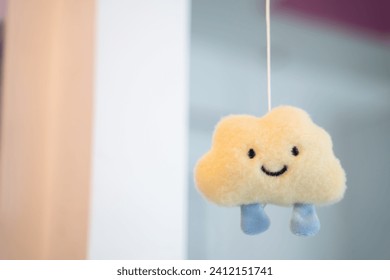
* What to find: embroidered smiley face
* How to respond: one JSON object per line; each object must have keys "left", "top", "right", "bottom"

{"left": 247, "top": 146, "right": 298, "bottom": 177}
{"left": 195, "top": 106, "right": 346, "bottom": 207}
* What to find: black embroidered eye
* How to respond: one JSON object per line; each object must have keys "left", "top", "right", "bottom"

{"left": 292, "top": 146, "right": 299, "bottom": 156}
{"left": 248, "top": 149, "right": 256, "bottom": 159}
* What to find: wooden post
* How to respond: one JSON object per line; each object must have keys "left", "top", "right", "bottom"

{"left": 0, "top": 0, "right": 95, "bottom": 259}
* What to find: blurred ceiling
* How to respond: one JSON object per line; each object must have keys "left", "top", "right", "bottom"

{"left": 275, "top": 0, "right": 390, "bottom": 40}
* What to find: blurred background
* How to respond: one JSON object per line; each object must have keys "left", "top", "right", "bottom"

{"left": 0, "top": 0, "right": 389, "bottom": 260}
{"left": 189, "top": 0, "right": 390, "bottom": 259}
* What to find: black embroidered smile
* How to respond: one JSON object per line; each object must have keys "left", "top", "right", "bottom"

{"left": 261, "top": 165, "right": 288, "bottom": 177}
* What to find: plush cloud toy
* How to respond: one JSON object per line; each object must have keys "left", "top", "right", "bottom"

{"left": 195, "top": 106, "right": 346, "bottom": 236}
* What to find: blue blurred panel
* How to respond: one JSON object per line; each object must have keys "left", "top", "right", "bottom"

{"left": 189, "top": 0, "right": 390, "bottom": 259}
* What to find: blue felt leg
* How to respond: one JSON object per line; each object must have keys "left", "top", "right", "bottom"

{"left": 290, "top": 203, "right": 320, "bottom": 237}
{"left": 241, "top": 203, "right": 270, "bottom": 235}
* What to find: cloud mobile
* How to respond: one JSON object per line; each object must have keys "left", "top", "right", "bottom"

{"left": 194, "top": 106, "right": 346, "bottom": 236}
{"left": 194, "top": 1, "right": 346, "bottom": 237}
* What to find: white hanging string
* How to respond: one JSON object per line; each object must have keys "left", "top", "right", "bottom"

{"left": 265, "top": 0, "right": 271, "bottom": 112}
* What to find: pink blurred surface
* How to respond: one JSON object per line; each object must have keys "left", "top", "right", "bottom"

{"left": 0, "top": 0, "right": 6, "bottom": 20}
{"left": 275, "top": 0, "right": 390, "bottom": 39}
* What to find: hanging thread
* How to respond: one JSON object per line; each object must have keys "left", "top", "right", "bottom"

{"left": 265, "top": 0, "right": 271, "bottom": 112}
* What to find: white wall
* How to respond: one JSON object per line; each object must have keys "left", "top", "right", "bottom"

{"left": 89, "top": 0, "right": 189, "bottom": 259}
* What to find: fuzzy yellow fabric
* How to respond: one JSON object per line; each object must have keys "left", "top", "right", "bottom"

{"left": 195, "top": 106, "right": 346, "bottom": 207}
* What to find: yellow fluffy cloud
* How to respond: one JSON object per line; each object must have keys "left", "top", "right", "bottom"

{"left": 195, "top": 106, "right": 346, "bottom": 207}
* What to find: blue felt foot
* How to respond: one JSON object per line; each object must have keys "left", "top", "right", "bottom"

{"left": 290, "top": 203, "right": 320, "bottom": 237}
{"left": 241, "top": 203, "right": 270, "bottom": 235}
